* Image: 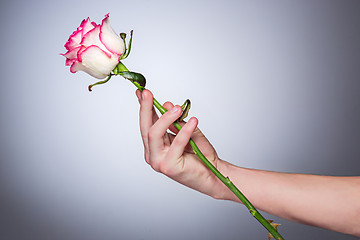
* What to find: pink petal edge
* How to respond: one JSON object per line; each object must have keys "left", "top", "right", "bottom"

{"left": 80, "top": 25, "right": 112, "bottom": 58}
{"left": 99, "top": 13, "right": 124, "bottom": 55}
{"left": 62, "top": 46, "right": 82, "bottom": 66}
{"left": 64, "top": 29, "right": 82, "bottom": 50}
{"left": 77, "top": 45, "right": 112, "bottom": 62}
{"left": 78, "top": 17, "right": 97, "bottom": 37}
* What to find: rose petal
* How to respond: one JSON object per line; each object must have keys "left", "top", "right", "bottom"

{"left": 74, "top": 45, "right": 87, "bottom": 62}
{"left": 65, "top": 18, "right": 97, "bottom": 51}
{"left": 64, "top": 29, "right": 82, "bottom": 51}
{"left": 71, "top": 45, "right": 119, "bottom": 79}
{"left": 80, "top": 25, "right": 111, "bottom": 57}
{"left": 79, "top": 17, "right": 97, "bottom": 37}
{"left": 100, "top": 14, "right": 125, "bottom": 55}
{"left": 62, "top": 46, "right": 81, "bottom": 59}
{"left": 61, "top": 46, "right": 82, "bottom": 66}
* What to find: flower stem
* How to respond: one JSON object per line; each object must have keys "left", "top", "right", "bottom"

{"left": 118, "top": 62, "right": 284, "bottom": 239}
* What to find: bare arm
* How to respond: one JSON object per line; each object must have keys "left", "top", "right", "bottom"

{"left": 219, "top": 162, "right": 360, "bottom": 236}
{"left": 137, "top": 89, "right": 360, "bottom": 237}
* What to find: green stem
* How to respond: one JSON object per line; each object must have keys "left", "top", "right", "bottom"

{"left": 88, "top": 74, "right": 112, "bottom": 91}
{"left": 119, "top": 62, "right": 284, "bottom": 240}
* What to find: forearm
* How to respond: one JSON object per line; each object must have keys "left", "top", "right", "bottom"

{"left": 218, "top": 160, "right": 360, "bottom": 236}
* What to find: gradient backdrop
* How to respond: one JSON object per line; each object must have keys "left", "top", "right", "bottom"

{"left": 0, "top": 0, "right": 359, "bottom": 239}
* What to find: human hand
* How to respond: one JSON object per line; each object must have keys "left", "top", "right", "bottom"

{"left": 136, "top": 89, "right": 227, "bottom": 199}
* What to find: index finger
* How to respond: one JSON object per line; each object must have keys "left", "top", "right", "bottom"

{"left": 138, "top": 90, "right": 157, "bottom": 160}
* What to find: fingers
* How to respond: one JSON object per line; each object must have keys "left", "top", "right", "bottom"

{"left": 167, "top": 117, "right": 198, "bottom": 162}
{"left": 163, "top": 101, "right": 182, "bottom": 134}
{"left": 135, "top": 89, "right": 142, "bottom": 102}
{"left": 148, "top": 105, "right": 182, "bottom": 153}
{"left": 137, "top": 89, "right": 206, "bottom": 173}
{"left": 163, "top": 101, "right": 174, "bottom": 110}
{"left": 138, "top": 89, "right": 156, "bottom": 162}
{"left": 137, "top": 89, "right": 183, "bottom": 163}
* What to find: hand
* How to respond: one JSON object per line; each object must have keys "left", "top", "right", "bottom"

{"left": 137, "top": 90, "right": 360, "bottom": 237}
{"left": 136, "top": 89, "right": 227, "bottom": 199}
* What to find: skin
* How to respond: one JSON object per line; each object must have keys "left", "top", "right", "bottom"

{"left": 136, "top": 89, "right": 360, "bottom": 237}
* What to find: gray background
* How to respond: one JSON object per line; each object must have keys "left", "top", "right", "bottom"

{"left": 0, "top": 0, "right": 359, "bottom": 239}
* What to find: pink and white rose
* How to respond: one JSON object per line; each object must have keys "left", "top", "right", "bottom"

{"left": 62, "top": 14, "right": 125, "bottom": 79}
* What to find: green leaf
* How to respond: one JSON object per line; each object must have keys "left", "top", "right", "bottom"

{"left": 119, "top": 71, "right": 146, "bottom": 87}
{"left": 179, "top": 99, "right": 191, "bottom": 121}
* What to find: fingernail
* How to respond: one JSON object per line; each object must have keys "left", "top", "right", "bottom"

{"left": 170, "top": 106, "right": 179, "bottom": 113}
{"left": 188, "top": 117, "right": 196, "bottom": 125}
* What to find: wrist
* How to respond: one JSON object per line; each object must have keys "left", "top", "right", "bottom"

{"left": 211, "top": 159, "right": 241, "bottom": 201}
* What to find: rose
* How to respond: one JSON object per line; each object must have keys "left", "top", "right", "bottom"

{"left": 62, "top": 14, "right": 125, "bottom": 79}
{"left": 61, "top": 14, "right": 285, "bottom": 239}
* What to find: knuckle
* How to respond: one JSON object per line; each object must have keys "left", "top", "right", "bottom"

{"left": 193, "top": 127, "right": 202, "bottom": 135}
{"left": 158, "top": 161, "right": 170, "bottom": 175}
{"left": 163, "top": 101, "right": 173, "bottom": 110}
{"left": 148, "top": 154, "right": 161, "bottom": 172}
{"left": 150, "top": 161, "right": 161, "bottom": 173}
{"left": 147, "top": 127, "right": 157, "bottom": 141}
{"left": 149, "top": 159, "right": 171, "bottom": 176}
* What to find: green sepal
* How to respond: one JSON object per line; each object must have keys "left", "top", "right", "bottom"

{"left": 88, "top": 74, "right": 112, "bottom": 91}
{"left": 115, "top": 61, "right": 129, "bottom": 72}
{"left": 179, "top": 99, "right": 191, "bottom": 121}
{"left": 120, "top": 30, "right": 133, "bottom": 60}
{"left": 119, "top": 71, "right": 146, "bottom": 87}
{"left": 120, "top": 32, "right": 127, "bottom": 40}
{"left": 113, "top": 66, "right": 119, "bottom": 75}
{"left": 120, "top": 32, "right": 127, "bottom": 58}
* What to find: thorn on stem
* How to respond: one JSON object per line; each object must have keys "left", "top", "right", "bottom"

{"left": 267, "top": 220, "right": 281, "bottom": 240}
